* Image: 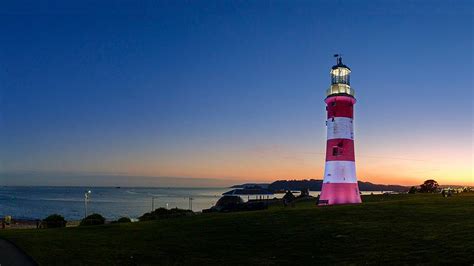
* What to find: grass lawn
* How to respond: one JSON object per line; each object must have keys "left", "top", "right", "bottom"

{"left": 1, "top": 193, "right": 473, "bottom": 265}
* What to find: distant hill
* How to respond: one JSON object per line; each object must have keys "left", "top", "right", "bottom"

{"left": 357, "top": 181, "right": 409, "bottom": 192}
{"left": 230, "top": 183, "right": 269, "bottom": 189}
{"left": 439, "top": 185, "right": 470, "bottom": 189}
{"left": 233, "top": 179, "right": 409, "bottom": 192}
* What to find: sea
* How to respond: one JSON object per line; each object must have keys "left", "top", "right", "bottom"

{"left": 0, "top": 186, "right": 385, "bottom": 220}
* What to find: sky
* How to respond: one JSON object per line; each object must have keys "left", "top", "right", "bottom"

{"left": 0, "top": 0, "right": 472, "bottom": 187}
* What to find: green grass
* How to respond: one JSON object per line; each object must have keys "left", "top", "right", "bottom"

{"left": 2, "top": 193, "right": 474, "bottom": 265}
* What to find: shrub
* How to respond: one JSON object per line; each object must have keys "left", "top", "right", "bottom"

{"left": 42, "top": 214, "right": 67, "bottom": 228}
{"left": 117, "top": 217, "right": 131, "bottom": 223}
{"left": 139, "top": 208, "right": 194, "bottom": 221}
{"left": 408, "top": 186, "right": 417, "bottom": 194}
{"left": 80, "top": 213, "right": 105, "bottom": 226}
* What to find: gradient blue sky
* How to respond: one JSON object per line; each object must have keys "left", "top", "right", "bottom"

{"left": 0, "top": 0, "right": 472, "bottom": 186}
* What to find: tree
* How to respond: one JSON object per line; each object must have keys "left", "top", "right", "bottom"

{"left": 419, "top": 179, "right": 439, "bottom": 193}
{"left": 282, "top": 190, "right": 296, "bottom": 202}
{"left": 408, "top": 186, "right": 418, "bottom": 194}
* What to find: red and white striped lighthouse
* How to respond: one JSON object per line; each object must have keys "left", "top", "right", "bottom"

{"left": 318, "top": 55, "right": 362, "bottom": 205}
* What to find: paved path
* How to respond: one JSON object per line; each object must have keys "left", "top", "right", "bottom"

{"left": 0, "top": 239, "right": 37, "bottom": 266}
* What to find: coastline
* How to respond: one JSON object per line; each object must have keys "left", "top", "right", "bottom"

{"left": 1, "top": 186, "right": 399, "bottom": 221}
{"left": 2, "top": 219, "right": 81, "bottom": 230}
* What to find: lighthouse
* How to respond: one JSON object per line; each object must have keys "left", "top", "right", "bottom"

{"left": 318, "top": 55, "right": 362, "bottom": 205}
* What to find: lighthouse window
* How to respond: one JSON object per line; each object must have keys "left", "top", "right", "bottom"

{"left": 332, "top": 146, "right": 343, "bottom": 156}
{"left": 331, "top": 73, "right": 350, "bottom": 85}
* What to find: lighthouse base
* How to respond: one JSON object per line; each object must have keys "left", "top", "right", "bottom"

{"left": 318, "top": 183, "right": 362, "bottom": 205}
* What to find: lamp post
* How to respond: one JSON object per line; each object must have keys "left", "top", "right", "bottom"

{"left": 188, "top": 197, "right": 193, "bottom": 211}
{"left": 151, "top": 196, "right": 157, "bottom": 212}
{"left": 84, "top": 190, "right": 91, "bottom": 219}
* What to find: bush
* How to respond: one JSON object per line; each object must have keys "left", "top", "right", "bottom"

{"left": 117, "top": 217, "right": 131, "bottom": 223}
{"left": 42, "top": 214, "right": 67, "bottom": 228}
{"left": 139, "top": 208, "right": 194, "bottom": 221}
{"left": 408, "top": 186, "right": 417, "bottom": 194}
{"left": 80, "top": 213, "right": 105, "bottom": 226}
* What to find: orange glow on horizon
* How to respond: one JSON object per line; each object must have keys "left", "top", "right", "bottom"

{"left": 90, "top": 144, "right": 473, "bottom": 186}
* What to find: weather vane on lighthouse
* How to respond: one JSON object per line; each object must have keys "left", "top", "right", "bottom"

{"left": 318, "top": 55, "right": 362, "bottom": 205}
